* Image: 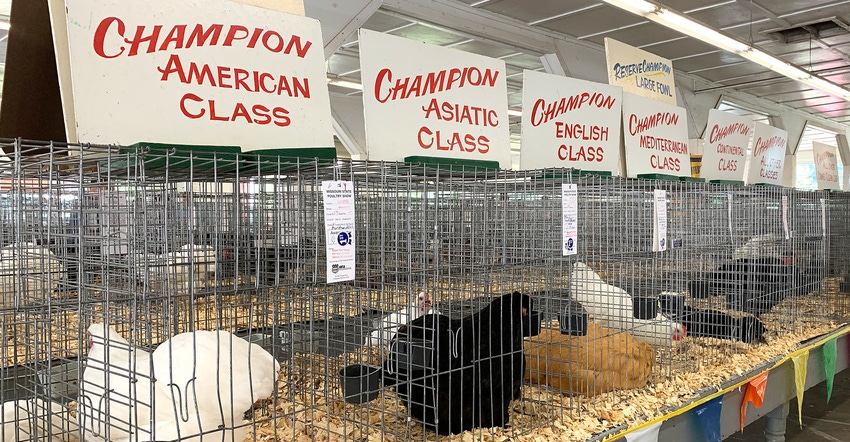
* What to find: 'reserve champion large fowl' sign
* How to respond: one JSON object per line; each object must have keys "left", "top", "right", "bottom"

{"left": 605, "top": 38, "right": 676, "bottom": 106}
{"left": 622, "top": 93, "right": 690, "bottom": 178}
{"left": 61, "top": 0, "right": 333, "bottom": 151}
{"left": 520, "top": 70, "right": 622, "bottom": 173}
{"left": 359, "top": 29, "right": 511, "bottom": 168}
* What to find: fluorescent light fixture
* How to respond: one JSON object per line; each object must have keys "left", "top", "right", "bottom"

{"left": 0, "top": 22, "right": 8, "bottom": 31}
{"left": 602, "top": 0, "right": 850, "bottom": 101}
{"left": 327, "top": 78, "right": 364, "bottom": 91}
{"left": 507, "top": 108, "right": 523, "bottom": 117}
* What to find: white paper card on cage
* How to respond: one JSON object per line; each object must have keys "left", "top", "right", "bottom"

{"left": 782, "top": 195, "right": 790, "bottom": 239}
{"left": 562, "top": 183, "right": 578, "bottom": 256}
{"left": 812, "top": 141, "right": 841, "bottom": 190}
{"left": 519, "top": 70, "right": 622, "bottom": 174}
{"left": 653, "top": 189, "right": 667, "bottom": 252}
{"left": 322, "top": 181, "right": 356, "bottom": 283}
{"left": 821, "top": 198, "right": 827, "bottom": 237}
{"left": 745, "top": 122, "right": 788, "bottom": 185}
{"left": 699, "top": 109, "right": 751, "bottom": 182}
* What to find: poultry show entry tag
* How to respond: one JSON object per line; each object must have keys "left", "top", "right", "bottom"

{"left": 652, "top": 189, "right": 667, "bottom": 252}
{"left": 562, "top": 183, "right": 578, "bottom": 256}
{"left": 322, "top": 181, "right": 356, "bottom": 283}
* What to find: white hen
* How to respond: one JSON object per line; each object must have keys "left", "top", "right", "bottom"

{"left": 569, "top": 262, "right": 685, "bottom": 347}
{"left": 1, "top": 398, "right": 79, "bottom": 441}
{"left": 364, "top": 291, "right": 432, "bottom": 348}
{"left": 78, "top": 323, "right": 153, "bottom": 442}
{"left": 0, "top": 243, "right": 65, "bottom": 305}
{"left": 80, "top": 324, "right": 278, "bottom": 442}
{"left": 150, "top": 329, "right": 280, "bottom": 437}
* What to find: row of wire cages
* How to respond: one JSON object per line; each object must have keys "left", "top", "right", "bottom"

{"left": 0, "top": 137, "right": 844, "bottom": 442}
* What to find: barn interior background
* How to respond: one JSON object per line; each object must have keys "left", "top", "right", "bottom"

{"left": 0, "top": 138, "right": 848, "bottom": 441}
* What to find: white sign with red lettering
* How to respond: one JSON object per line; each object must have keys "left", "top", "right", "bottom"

{"left": 700, "top": 109, "right": 752, "bottom": 182}
{"left": 812, "top": 141, "right": 841, "bottom": 190}
{"left": 359, "top": 29, "right": 511, "bottom": 168}
{"left": 746, "top": 122, "right": 787, "bottom": 185}
{"left": 520, "top": 70, "right": 622, "bottom": 173}
{"left": 605, "top": 38, "right": 676, "bottom": 106}
{"left": 62, "top": 0, "right": 333, "bottom": 150}
{"left": 621, "top": 93, "right": 690, "bottom": 178}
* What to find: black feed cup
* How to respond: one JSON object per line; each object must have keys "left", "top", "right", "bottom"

{"left": 339, "top": 364, "right": 381, "bottom": 404}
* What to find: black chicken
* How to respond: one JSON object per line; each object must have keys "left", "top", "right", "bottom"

{"left": 674, "top": 305, "right": 766, "bottom": 344}
{"left": 688, "top": 255, "right": 798, "bottom": 315}
{"left": 382, "top": 292, "right": 533, "bottom": 435}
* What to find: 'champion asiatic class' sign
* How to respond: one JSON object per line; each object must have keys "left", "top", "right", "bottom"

{"left": 622, "top": 93, "right": 690, "bottom": 178}
{"left": 359, "top": 29, "right": 511, "bottom": 168}
{"left": 746, "top": 122, "right": 787, "bottom": 186}
{"left": 62, "top": 0, "right": 333, "bottom": 151}
{"left": 520, "top": 70, "right": 622, "bottom": 173}
{"left": 605, "top": 37, "right": 676, "bottom": 106}
{"left": 699, "top": 109, "right": 752, "bottom": 182}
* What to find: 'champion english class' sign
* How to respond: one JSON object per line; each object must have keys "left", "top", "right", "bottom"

{"left": 520, "top": 70, "right": 622, "bottom": 173}
{"left": 359, "top": 29, "right": 511, "bottom": 168}
{"left": 61, "top": 0, "right": 333, "bottom": 150}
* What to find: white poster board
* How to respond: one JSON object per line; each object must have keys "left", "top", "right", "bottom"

{"left": 605, "top": 37, "right": 676, "bottom": 105}
{"left": 359, "top": 29, "right": 511, "bottom": 168}
{"left": 322, "top": 181, "right": 356, "bottom": 283}
{"left": 700, "top": 109, "right": 752, "bottom": 182}
{"left": 621, "top": 93, "right": 690, "bottom": 178}
{"left": 812, "top": 141, "right": 841, "bottom": 190}
{"left": 60, "top": 0, "right": 333, "bottom": 150}
{"left": 746, "top": 122, "right": 788, "bottom": 186}
{"left": 520, "top": 70, "right": 622, "bottom": 173}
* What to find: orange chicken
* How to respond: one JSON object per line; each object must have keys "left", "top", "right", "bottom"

{"left": 524, "top": 322, "right": 655, "bottom": 396}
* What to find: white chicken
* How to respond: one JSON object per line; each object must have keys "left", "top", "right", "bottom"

{"left": 1, "top": 398, "right": 79, "bottom": 441}
{"left": 732, "top": 233, "right": 783, "bottom": 261}
{"left": 78, "top": 323, "right": 153, "bottom": 442}
{"left": 569, "top": 262, "right": 685, "bottom": 347}
{"left": 150, "top": 329, "right": 281, "bottom": 439}
{"left": 364, "top": 291, "right": 432, "bottom": 348}
{"left": 0, "top": 243, "right": 65, "bottom": 306}
{"left": 133, "top": 244, "right": 217, "bottom": 294}
{"left": 80, "top": 324, "right": 279, "bottom": 442}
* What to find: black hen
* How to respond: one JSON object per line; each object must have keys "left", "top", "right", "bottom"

{"left": 688, "top": 256, "right": 796, "bottom": 314}
{"left": 675, "top": 305, "right": 766, "bottom": 344}
{"left": 382, "top": 292, "right": 532, "bottom": 435}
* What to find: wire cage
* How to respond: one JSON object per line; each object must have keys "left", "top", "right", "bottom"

{"left": 0, "top": 138, "right": 846, "bottom": 442}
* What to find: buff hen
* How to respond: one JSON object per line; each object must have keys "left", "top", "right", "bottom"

{"left": 524, "top": 322, "right": 655, "bottom": 396}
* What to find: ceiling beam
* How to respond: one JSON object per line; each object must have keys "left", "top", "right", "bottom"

{"left": 380, "top": 0, "right": 560, "bottom": 54}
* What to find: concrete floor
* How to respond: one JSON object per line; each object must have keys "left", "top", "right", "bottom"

{"left": 727, "top": 365, "right": 850, "bottom": 442}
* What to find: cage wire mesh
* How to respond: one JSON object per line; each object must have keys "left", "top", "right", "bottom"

{"left": 0, "top": 138, "right": 846, "bottom": 441}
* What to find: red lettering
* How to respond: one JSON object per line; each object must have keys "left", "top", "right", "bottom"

{"left": 375, "top": 68, "right": 392, "bottom": 103}
{"left": 180, "top": 93, "right": 204, "bottom": 119}
{"left": 93, "top": 17, "right": 126, "bottom": 59}
{"left": 125, "top": 25, "right": 163, "bottom": 56}
{"left": 223, "top": 25, "right": 249, "bottom": 47}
